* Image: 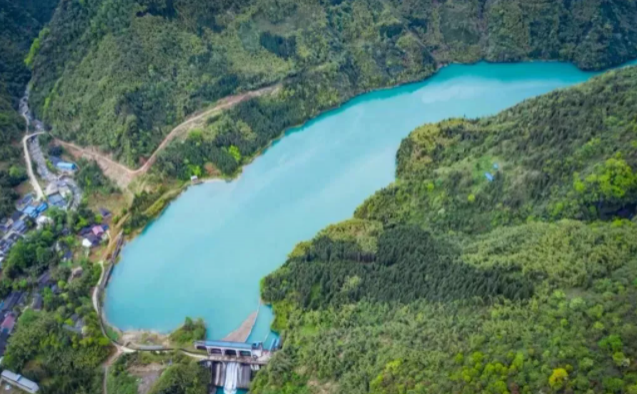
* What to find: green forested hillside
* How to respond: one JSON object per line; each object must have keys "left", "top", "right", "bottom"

{"left": 29, "top": 0, "right": 637, "bottom": 168}
{"left": 254, "top": 66, "right": 637, "bottom": 394}
{"left": 0, "top": 0, "right": 58, "bottom": 216}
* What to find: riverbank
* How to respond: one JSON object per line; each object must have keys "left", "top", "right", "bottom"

{"left": 102, "top": 60, "right": 632, "bottom": 344}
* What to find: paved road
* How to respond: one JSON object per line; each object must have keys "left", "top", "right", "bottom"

{"left": 21, "top": 132, "right": 46, "bottom": 200}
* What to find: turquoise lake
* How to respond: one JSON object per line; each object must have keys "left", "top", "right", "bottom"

{"left": 104, "top": 61, "right": 630, "bottom": 343}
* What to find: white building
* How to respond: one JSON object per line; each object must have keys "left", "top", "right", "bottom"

{"left": 1, "top": 370, "right": 39, "bottom": 393}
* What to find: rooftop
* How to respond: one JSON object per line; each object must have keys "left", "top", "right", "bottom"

{"left": 195, "top": 340, "right": 255, "bottom": 350}
{"left": 1, "top": 370, "right": 39, "bottom": 392}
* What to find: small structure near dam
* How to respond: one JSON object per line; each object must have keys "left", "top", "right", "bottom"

{"left": 195, "top": 340, "right": 278, "bottom": 393}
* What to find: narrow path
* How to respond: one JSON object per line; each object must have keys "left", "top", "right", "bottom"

{"left": 103, "top": 347, "right": 122, "bottom": 394}
{"left": 56, "top": 85, "right": 278, "bottom": 189}
{"left": 21, "top": 132, "right": 46, "bottom": 200}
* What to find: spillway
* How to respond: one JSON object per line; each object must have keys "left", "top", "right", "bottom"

{"left": 206, "top": 361, "right": 255, "bottom": 392}
{"left": 224, "top": 362, "right": 238, "bottom": 394}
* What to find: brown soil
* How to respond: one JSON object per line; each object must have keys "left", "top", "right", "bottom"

{"left": 55, "top": 85, "right": 279, "bottom": 191}
{"left": 130, "top": 364, "right": 165, "bottom": 394}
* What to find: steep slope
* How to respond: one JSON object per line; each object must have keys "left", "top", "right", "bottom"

{"left": 0, "top": 0, "right": 58, "bottom": 216}
{"left": 255, "top": 66, "right": 637, "bottom": 394}
{"left": 30, "top": 0, "right": 637, "bottom": 168}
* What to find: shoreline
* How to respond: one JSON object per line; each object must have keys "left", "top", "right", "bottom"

{"left": 101, "top": 56, "right": 637, "bottom": 342}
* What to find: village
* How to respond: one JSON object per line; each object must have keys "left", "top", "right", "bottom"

{"left": 0, "top": 104, "right": 118, "bottom": 392}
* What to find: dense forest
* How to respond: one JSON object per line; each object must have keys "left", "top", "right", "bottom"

{"left": 0, "top": 0, "right": 58, "bottom": 216}
{"left": 28, "top": 0, "right": 637, "bottom": 169}
{"left": 253, "top": 66, "right": 637, "bottom": 394}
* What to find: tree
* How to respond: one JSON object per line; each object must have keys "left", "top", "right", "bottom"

{"left": 548, "top": 368, "right": 568, "bottom": 391}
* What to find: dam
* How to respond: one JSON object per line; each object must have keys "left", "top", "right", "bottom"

{"left": 196, "top": 340, "right": 278, "bottom": 393}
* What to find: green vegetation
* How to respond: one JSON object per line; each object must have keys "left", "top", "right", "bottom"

{"left": 107, "top": 351, "right": 208, "bottom": 394}
{"left": 253, "top": 66, "right": 637, "bottom": 394}
{"left": 0, "top": 165, "right": 27, "bottom": 217}
{"left": 0, "top": 0, "right": 58, "bottom": 215}
{"left": 29, "top": 0, "right": 637, "bottom": 170}
{"left": 0, "top": 206, "right": 113, "bottom": 393}
{"left": 169, "top": 317, "right": 207, "bottom": 347}
{"left": 149, "top": 360, "right": 210, "bottom": 394}
{"left": 75, "top": 158, "right": 119, "bottom": 195}
{"left": 3, "top": 309, "right": 110, "bottom": 394}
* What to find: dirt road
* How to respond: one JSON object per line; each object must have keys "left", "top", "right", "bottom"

{"left": 57, "top": 85, "right": 278, "bottom": 190}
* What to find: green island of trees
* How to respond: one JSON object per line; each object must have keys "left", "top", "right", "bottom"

{"left": 252, "top": 65, "right": 637, "bottom": 394}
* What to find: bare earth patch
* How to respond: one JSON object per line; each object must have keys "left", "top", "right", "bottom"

{"left": 130, "top": 363, "right": 165, "bottom": 394}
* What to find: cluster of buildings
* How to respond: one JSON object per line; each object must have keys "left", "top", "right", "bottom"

{"left": 0, "top": 194, "right": 50, "bottom": 267}
{"left": 0, "top": 149, "right": 82, "bottom": 266}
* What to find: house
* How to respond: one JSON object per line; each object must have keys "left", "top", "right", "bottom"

{"left": 1, "top": 370, "right": 40, "bottom": 393}
{"left": 62, "top": 250, "right": 73, "bottom": 262}
{"left": 10, "top": 211, "right": 22, "bottom": 223}
{"left": 45, "top": 183, "right": 59, "bottom": 196}
{"left": 37, "top": 271, "right": 52, "bottom": 288}
{"left": 0, "top": 330, "right": 9, "bottom": 357}
{"left": 0, "top": 219, "right": 9, "bottom": 234}
{"left": 31, "top": 293, "right": 42, "bottom": 311}
{"left": 36, "top": 216, "right": 52, "bottom": 229}
{"left": 99, "top": 208, "right": 111, "bottom": 218}
{"left": 49, "top": 156, "right": 61, "bottom": 166}
{"left": 0, "top": 240, "right": 9, "bottom": 255}
{"left": 55, "top": 162, "right": 77, "bottom": 172}
{"left": 12, "top": 219, "right": 27, "bottom": 234}
{"left": 63, "top": 314, "right": 85, "bottom": 336}
{"left": 3, "top": 240, "right": 14, "bottom": 252}
{"left": 91, "top": 225, "right": 105, "bottom": 237}
{"left": 69, "top": 266, "right": 83, "bottom": 281}
{"left": 484, "top": 172, "right": 494, "bottom": 182}
{"left": 35, "top": 202, "right": 48, "bottom": 215}
{"left": 1, "top": 313, "right": 16, "bottom": 334}
{"left": 1, "top": 293, "right": 21, "bottom": 312}
{"left": 23, "top": 206, "right": 37, "bottom": 219}
{"left": 58, "top": 184, "right": 71, "bottom": 198}
{"left": 16, "top": 194, "right": 34, "bottom": 210}
{"left": 83, "top": 233, "right": 102, "bottom": 247}
{"left": 48, "top": 193, "right": 66, "bottom": 209}
{"left": 78, "top": 227, "right": 93, "bottom": 237}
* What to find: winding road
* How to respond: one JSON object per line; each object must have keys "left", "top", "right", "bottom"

{"left": 57, "top": 85, "right": 278, "bottom": 190}
{"left": 21, "top": 131, "right": 46, "bottom": 200}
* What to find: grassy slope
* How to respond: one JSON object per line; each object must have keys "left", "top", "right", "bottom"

{"left": 29, "top": 0, "right": 637, "bottom": 167}
{"left": 254, "top": 67, "right": 637, "bottom": 394}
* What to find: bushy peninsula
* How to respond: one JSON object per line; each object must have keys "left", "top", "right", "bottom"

{"left": 255, "top": 66, "right": 637, "bottom": 394}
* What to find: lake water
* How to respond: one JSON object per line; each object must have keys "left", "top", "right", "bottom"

{"left": 105, "top": 61, "right": 628, "bottom": 342}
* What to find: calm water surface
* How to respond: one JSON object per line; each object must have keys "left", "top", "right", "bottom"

{"left": 105, "top": 61, "right": 625, "bottom": 341}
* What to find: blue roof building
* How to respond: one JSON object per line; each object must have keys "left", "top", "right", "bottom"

{"left": 12, "top": 220, "right": 27, "bottom": 233}
{"left": 485, "top": 172, "right": 494, "bottom": 182}
{"left": 36, "top": 202, "right": 48, "bottom": 214}
{"left": 56, "top": 162, "right": 77, "bottom": 171}
{"left": 17, "top": 194, "right": 34, "bottom": 209}
{"left": 24, "top": 206, "right": 37, "bottom": 218}
{"left": 49, "top": 193, "right": 66, "bottom": 208}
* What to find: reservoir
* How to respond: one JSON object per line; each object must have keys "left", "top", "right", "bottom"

{"left": 104, "top": 61, "right": 623, "bottom": 342}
